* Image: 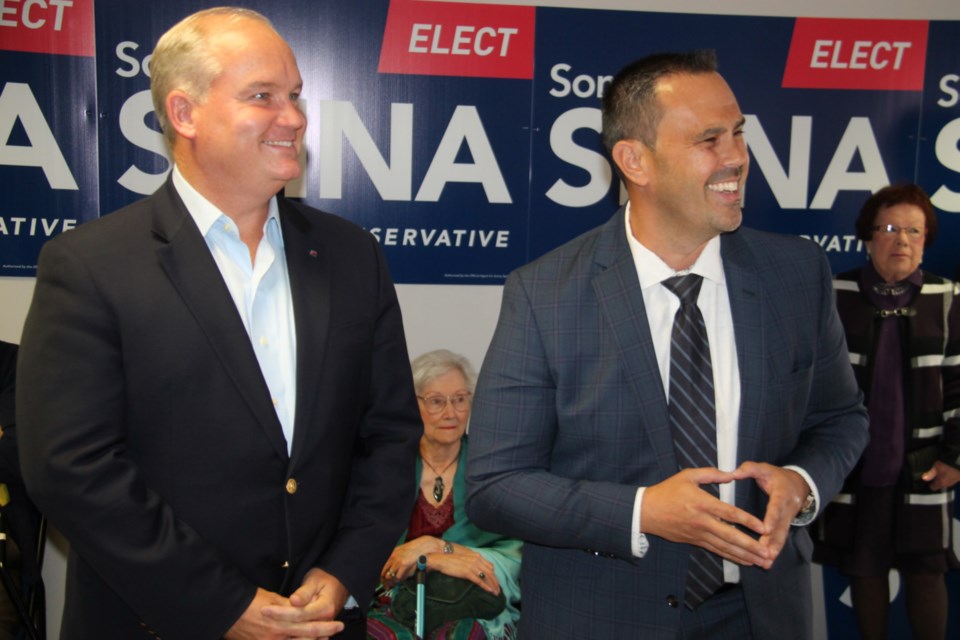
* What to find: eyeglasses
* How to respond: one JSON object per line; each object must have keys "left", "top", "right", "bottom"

{"left": 872, "top": 224, "right": 924, "bottom": 239}
{"left": 417, "top": 393, "right": 472, "bottom": 414}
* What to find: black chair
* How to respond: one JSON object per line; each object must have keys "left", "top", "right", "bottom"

{"left": 0, "top": 507, "right": 46, "bottom": 640}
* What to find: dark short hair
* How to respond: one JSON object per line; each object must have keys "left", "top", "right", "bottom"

{"left": 601, "top": 50, "right": 718, "bottom": 154}
{"left": 855, "top": 183, "right": 938, "bottom": 247}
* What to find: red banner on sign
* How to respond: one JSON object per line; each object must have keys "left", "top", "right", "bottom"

{"left": 782, "top": 18, "right": 928, "bottom": 91}
{"left": 378, "top": 0, "right": 535, "bottom": 79}
{"left": 0, "top": 0, "right": 94, "bottom": 57}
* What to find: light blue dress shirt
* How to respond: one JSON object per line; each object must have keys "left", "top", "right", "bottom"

{"left": 172, "top": 166, "right": 298, "bottom": 454}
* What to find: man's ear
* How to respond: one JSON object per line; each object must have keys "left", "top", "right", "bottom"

{"left": 611, "top": 139, "right": 651, "bottom": 187}
{"left": 165, "top": 90, "right": 198, "bottom": 140}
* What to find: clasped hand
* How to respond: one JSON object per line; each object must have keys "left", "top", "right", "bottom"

{"left": 641, "top": 462, "right": 810, "bottom": 570}
{"left": 224, "top": 568, "right": 348, "bottom": 640}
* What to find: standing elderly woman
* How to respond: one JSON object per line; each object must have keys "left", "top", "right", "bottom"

{"left": 814, "top": 184, "right": 960, "bottom": 639}
{"left": 367, "top": 350, "right": 521, "bottom": 640}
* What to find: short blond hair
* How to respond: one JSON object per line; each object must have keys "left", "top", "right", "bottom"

{"left": 149, "top": 7, "right": 276, "bottom": 146}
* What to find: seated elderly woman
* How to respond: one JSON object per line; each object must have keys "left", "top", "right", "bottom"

{"left": 367, "top": 350, "right": 521, "bottom": 640}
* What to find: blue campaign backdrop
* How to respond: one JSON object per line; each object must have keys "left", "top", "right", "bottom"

{"left": 919, "top": 19, "right": 960, "bottom": 275}
{"left": 1, "top": 2, "right": 958, "bottom": 635}
{"left": 5, "top": 0, "right": 957, "bottom": 282}
{"left": 821, "top": 564, "right": 960, "bottom": 638}
{"left": 0, "top": 49, "right": 97, "bottom": 274}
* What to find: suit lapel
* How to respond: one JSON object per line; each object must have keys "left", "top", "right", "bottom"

{"left": 592, "top": 210, "right": 679, "bottom": 481}
{"left": 151, "top": 180, "right": 290, "bottom": 461}
{"left": 721, "top": 232, "right": 765, "bottom": 503}
{"left": 278, "top": 197, "right": 332, "bottom": 465}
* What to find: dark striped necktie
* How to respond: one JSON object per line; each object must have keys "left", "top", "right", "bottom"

{"left": 662, "top": 273, "right": 724, "bottom": 610}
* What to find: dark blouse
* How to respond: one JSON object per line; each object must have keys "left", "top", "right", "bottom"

{"left": 407, "top": 489, "right": 455, "bottom": 539}
{"left": 858, "top": 263, "right": 922, "bottom": 486}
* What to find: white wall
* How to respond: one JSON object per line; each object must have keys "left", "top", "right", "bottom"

{"left": 3, "top": 1, "right": 958, "bottom": 637}
{"left": 0, "top": 277, "right": 34, "bottom": 344}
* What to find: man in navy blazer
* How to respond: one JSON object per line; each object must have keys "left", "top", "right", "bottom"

{"left": 17, "top": 8, "right": 420, "bottom": 639}
{"left": 466, "top": 51, "right": 869, "bottom": 638}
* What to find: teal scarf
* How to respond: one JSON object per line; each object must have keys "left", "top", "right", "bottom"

{"left": 395, "top": 438, "right": 523, "bottom": 639}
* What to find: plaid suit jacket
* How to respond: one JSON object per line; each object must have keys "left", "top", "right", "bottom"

{"left": 466, "top": 207, "right": 868, "bottom": 639}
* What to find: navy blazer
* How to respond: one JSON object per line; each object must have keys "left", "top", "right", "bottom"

{"left": 466, "top": 208, "right": 868, "bottom": 639}
{"left": 17, "top": 179, "right": 422, "bottom": 639}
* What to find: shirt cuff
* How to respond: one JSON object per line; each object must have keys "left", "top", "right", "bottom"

{"left": 632, "top": 486, "right": 650, "bottom": 557}
{"left": 784, "top": 465, "right": 819, "bottom": 526}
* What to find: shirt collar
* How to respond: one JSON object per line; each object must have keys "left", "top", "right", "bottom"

{"left": 171, "top": 165, "right": 280, "bottom": 237}
{"left": 624, "top": 202, "right": 725, "bottom": 289}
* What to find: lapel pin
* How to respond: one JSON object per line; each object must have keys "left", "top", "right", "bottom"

{"left": 308, "top": 249, "right": 318, "bottom": 258}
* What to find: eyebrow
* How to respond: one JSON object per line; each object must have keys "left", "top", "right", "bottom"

{"left": 243, "top": 80, "right": 303, "bottom": 93}
{"left": 697, "top": 117, "right": 747, "bottom": 140}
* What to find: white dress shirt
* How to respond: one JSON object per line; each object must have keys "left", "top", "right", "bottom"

{"left": 623, "top": 204, "right": 817, "bottom": 584}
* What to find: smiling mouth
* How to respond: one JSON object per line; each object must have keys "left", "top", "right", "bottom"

{"left": 264, "top": 140, "right": 296, "bottom": 149}
{"left": 707, "top": 180, "right": 739, "bottom": 193}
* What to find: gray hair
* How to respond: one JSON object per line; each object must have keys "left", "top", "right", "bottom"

{"left": 411, "top": 350, "right": 477, "bottom": 395}
{"left": 149, "top": 7, "right": 277, "bottom": 146}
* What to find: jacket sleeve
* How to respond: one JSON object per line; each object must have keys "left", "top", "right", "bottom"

{"left": 775, "top": 246, "right": 870, "bottom": 507}
{"left": 940, "top": 280, "right": 960, "bottom": 468}
{"left": 465, "top": 270, "right": 640, "bottom": 560}
{"left": 306, "top": 232, "right": 422, "bottom": 611}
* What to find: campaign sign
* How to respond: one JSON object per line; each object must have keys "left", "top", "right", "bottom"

{"left": 528, "top": 9, "right": 945, "bottom": 278}
{"left": 918, "top": 19, "right": 960, "bottom": 280}
{"left": 0, "top": 0, "right": 97, "bottom": 276}
{"left": 305, "top": 0, "right": 536, "bottom": 283}
{"left": 90, "top": 0, "right": 535, "bottom": 284}
{"left": 5, "top": 0, "right": 959, "bottom": 284}
{"left": 93, "top": 2, "right": 177, "bottom": 218}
